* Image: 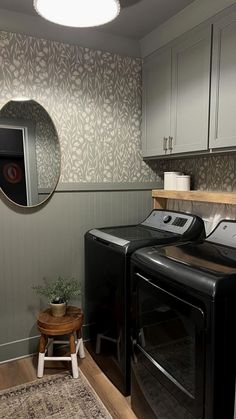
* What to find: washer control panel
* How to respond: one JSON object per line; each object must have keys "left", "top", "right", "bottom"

{"left": 141, "top": 210, "right": 193, "bottom": 234}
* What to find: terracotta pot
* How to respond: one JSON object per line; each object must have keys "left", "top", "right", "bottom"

{"left": 50, "top": 302, "right": 67, "bottom": 317}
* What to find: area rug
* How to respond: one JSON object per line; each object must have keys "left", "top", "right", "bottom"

{"left": 0, "top": 372, "right": 112, "bottom": 419}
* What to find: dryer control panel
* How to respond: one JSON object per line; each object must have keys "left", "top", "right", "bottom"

{"left": 206, "top": 220, "right": 236, "bottom": 248}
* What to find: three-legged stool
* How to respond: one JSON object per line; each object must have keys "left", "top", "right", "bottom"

{"left": 37, "top": 306, "right": 85, "bottom": 378}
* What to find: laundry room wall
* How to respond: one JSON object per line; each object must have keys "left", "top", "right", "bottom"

{"left": 2, "top": 1, "right": 236, "bottom": 362}
{"left": 0, "top": 30, "right": 159, "bottom": 362}
{"left": 150, "top": 153, "right": 236, "bottom": 192}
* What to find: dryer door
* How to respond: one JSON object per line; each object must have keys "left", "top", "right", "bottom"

{"left": 131, "top": 272, "right": 205, "bottom": 419}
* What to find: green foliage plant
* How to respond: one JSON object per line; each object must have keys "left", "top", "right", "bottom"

{"left": 32, "top": 276, "right": 81, "bottom": 304}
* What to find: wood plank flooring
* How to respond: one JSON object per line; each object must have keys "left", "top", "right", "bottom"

{"left": 0, "top": 349, "right": 137, "bottom": 419}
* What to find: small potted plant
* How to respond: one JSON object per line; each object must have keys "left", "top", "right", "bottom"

{"left": 32, "top": 276, "right": 81, "bottom": 317}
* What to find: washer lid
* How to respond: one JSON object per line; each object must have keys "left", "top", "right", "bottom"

{"left": 99, "top": 225, "right": 177, "bottom": 241}
{"left": 89, "top": 226, "right": 179, "bottom": 247}
{"left": 88, "top": 209, "right": 205, "bottom": 247}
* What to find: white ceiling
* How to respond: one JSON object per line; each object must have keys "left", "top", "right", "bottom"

{"left": 0, "top": 0, "right": 199, "bottom": 56}
{"left": 0, "top": 0, "right": 196, "bottom": 39}
{"left": 103, "top": 0, "right": 197, "bottom": 39}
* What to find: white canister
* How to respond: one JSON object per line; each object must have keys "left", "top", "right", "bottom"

{"left": 164, "top": 172, "right": 182, "bottom": 190}
{"left": 176, "top": 175, "right": 191, "bottom": 191}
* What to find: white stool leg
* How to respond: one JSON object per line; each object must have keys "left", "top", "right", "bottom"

{"left": 37, "top": 352, "right": 45, "bottom": 378}
{"left": 76, "top": 330, "right": 85, "bottom": 359}
{"left": 47, "top": 338, "right": 54, "bottom": 356}
{"left": 71, "top": 353, "right": 79, "bottom": 378}
{"left": 78, "top": 338, "right": 85, "bottom": 359}
{"left": 37, "top": 334, "right": 46, "bottom": 378}
{"left": 69, "top": 334, "right": 79, "bottom": 379}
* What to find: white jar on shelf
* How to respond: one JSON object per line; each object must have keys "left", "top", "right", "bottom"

{"left": 164, "top": 172, "right": 182, "bottom": 190}
{"left": 176, "top": 175, "right": 191, "bottom": 191}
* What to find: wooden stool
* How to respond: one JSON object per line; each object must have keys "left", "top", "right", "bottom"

{"left": 37, "top": 306, "right": 85, "bottom": 379}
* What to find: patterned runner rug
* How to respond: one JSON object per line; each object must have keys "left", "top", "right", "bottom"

{"left": 0, "top": 372, "right": 112, "bottom": 419}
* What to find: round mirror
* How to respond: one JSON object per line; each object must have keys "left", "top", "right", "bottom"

{"left": 0, "top": 99, "right": 60, "bottom": 207}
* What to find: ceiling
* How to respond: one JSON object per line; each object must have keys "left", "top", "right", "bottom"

{"left": 0, "top": 0, "right": 196, "bottom": 40}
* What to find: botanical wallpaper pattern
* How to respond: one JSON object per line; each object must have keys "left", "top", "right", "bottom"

{"left": 0, "top": 30, "right": 156, "bottom": 184}
{"left": 1, "top": 100, "right": 60, "bottom": 190}
{"left": 0, "top": 30, "right": 236, "bottom": 191}
{"left": 151, "top": 153, "right": 236, "bottom": 192}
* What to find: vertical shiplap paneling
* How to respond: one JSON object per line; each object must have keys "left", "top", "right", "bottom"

{"left": 0, "top": 189, "right": 152, "bottom": 361}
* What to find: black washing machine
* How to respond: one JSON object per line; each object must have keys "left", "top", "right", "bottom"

{"left": 84, "top": 209, "right": 205, "bottom": 395}
{"left": 131, "top": 219, "right": 236, "bottom": 419}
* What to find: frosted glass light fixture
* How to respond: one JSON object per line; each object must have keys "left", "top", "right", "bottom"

{"left": 34, "top": 0, "right": 120, "bottom": 28}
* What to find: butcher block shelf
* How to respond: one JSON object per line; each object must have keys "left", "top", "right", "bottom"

{"left": 152, "top": 190, "right": 236, "bottom": 209}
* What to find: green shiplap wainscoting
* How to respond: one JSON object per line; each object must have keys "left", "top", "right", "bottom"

{"left": 0, "top": 186, "right": 154, "bottom": 362}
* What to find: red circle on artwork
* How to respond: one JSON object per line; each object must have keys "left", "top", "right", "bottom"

{"left": 3, "top": 163, "right": 23, "bottom": 184}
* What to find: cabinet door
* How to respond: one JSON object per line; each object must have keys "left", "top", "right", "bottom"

{"left": 171, "top": 26, "right": 211, "bottom": 154}
{"left": 142, "top": 48, "right": 171, "bottom": 157}
{"left": 210, "top": 11, "right": 236, "bottom": 149}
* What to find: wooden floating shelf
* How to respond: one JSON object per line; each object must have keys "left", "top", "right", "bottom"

{"left": 152, "top": 189, "right": 236, "bottom": 209}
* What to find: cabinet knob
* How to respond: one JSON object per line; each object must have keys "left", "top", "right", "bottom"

{"left": 163, "top": 137, "right": 168, "bottom": 152}
{"left": 168, "top": 136, "right": 173, "bottom": 151}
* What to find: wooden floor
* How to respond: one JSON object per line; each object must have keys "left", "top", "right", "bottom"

{"left": 0, "top": 349, "right": 137, "bottom": 419}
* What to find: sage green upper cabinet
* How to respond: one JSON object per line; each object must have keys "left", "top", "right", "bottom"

{"left": 210, "top": 11, "right": 236, "bottom": 150}
{"left": 171, "top": 26, "right": 212, "bottom": 154}
{"left": 142, "top": 47, "right": 171, "bottom": 157}
{"left": 142, "top": 25, "right": 212, "bottom": 158}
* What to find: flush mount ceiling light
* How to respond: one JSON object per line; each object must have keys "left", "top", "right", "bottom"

{"left": 34, "top": 0, "right": 120, "bottom": 28}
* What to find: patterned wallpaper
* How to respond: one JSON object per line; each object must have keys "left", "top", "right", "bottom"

{"left": 149, "top": 153, "right": 236, "bottom": 192}
{"left": 1, "top": 100, "right": 60, "bottom": 190}
{"left": 0, "top": 30, "right": 235, "bottom": 191}
{"left": 0, "top": 30, "right": 157, "bottom": 184}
